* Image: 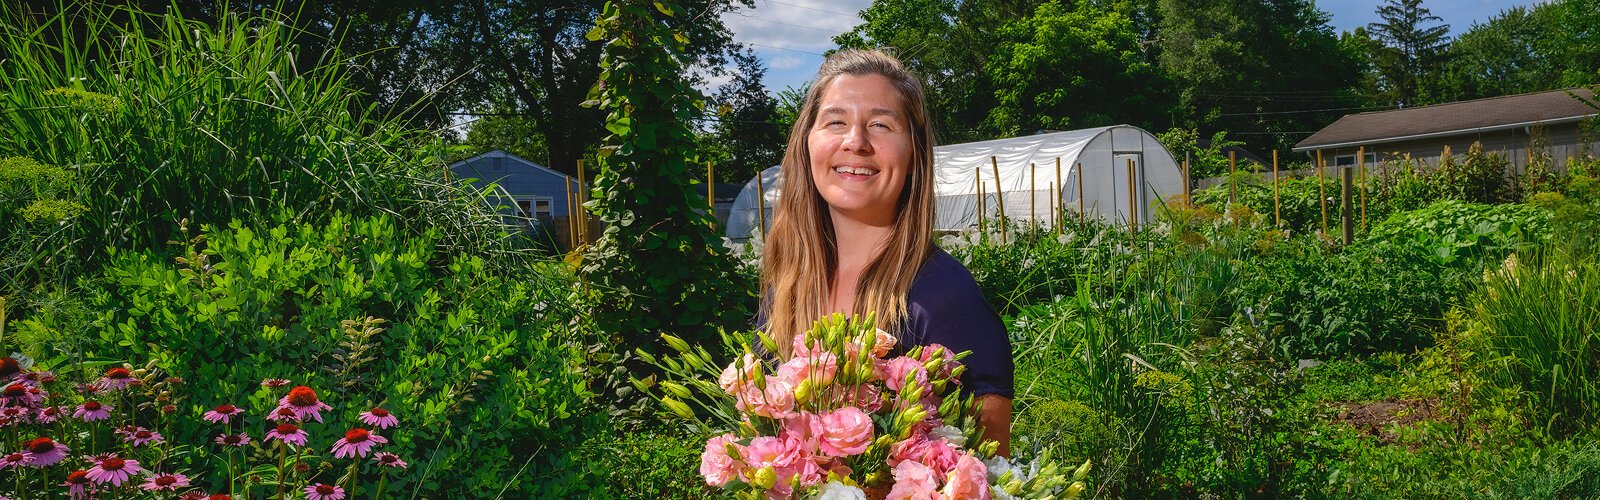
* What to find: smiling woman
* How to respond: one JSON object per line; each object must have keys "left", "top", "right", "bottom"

{"left": 759, "top": 49, "right": 1015, "bottom": 456}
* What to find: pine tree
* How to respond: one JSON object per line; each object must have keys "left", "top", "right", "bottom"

{"left": 1367, "top": 0, "right": 1451, "bottom": 107}
{"left": 709, "top": 48, "right": 785, "bottom": 182}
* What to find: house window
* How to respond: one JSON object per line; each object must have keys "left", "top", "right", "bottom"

{"left": 1332, "top": 152, "right": 1378, "bottom": 167}
{"left": 515, "top": 197, "right": 553, "bottom": 219}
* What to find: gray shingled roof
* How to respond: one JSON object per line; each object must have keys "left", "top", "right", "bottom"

{"left": 1293, "top": 88, "right": 1597, "bottom": 152}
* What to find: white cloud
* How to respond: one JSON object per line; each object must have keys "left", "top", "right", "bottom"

{"left": 768, "top": 56, "right": 804, "bottom": 69}
{"left": 719, "top": 0, "right": 872, "bottom": 96}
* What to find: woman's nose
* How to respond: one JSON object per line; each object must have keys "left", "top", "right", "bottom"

{"left": 841, "top": 123, "right": 874, "bottom": 155}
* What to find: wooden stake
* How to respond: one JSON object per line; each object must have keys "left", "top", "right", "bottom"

{"left": 1049, "top": 181, "right": 1058, "bottom": 236}
{"left": 576, "top": 159, "right": 587, "bottom": 246}
{"left": 755, "top": 170, "right": 767, "bottom": 238}
{"left": 564, "top": 177, "right": 575, "bottom": 250}
{"left": 1182, "top": 157, "right": 1191, "bottom": 203}
{"left": 1029, "top": 163, "right": 1037, "bottom": 229}
{"left": 1317, "top": 150, "right": 1328, "bottom": 234}
{"left": 1228, "top": 150, "right": 1237, "bottom": 205}
{"left": 1076, "top": 162, "right": 1085, "bottom": 225}
{"left": 1358, "top": 146, "right": 1367, "bottom": 232}
{"left": 978, "top": 179, "right": 986, "bottom": 237}
{"left": 1127, "top": 158, "right": 1138, "bottom": 230}
{"left": 1055, "top": 157, "right": 1063, "bottom": 231}
{"left": 1272, "top": 150, "right": 1281, "bottom": 227}
{"left": 991, "top": 156, "right": 1006, "bottom": 243}
{"left": 1341, "top": 166, "right": 1353, "bottom": 245}
{"left": 707, "top": 162, "right": 716, "bottom": 230}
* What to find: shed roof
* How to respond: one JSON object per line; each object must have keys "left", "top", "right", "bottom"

{"left": 1293, "top": 88, "right": 1597, "bottom": 152}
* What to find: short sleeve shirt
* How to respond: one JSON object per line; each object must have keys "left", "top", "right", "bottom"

{"left": 896, "top": 248, "right": 1015, "bottom": 399}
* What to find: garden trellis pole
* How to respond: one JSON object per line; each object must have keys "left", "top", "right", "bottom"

{"left": 565, "top": 178, "right": 576, "bottom": 250}
{"left": 1049, "top": 181, "right": 1057, "bottom": 236}
{"left": 577, "top": 159, "right": 588, "bottom": 246}
{"left": 1055, "top": 157, "right": 1063, "bottom": 234}
{"left": 1182, "top": 156, "right": 1191, "bottom": 202}
{"left": 975, "top": 167, "right": 984, "bottom": 237}
{"left": 1341, "top": 166, "right": 1354, "bottom": 245}
{"left": 1229, "top": 150, "right": 1238, "bottom": 205}
{"left": 991, "top": 156, "right": 1007, "bottom": 243}
{"left": 1127, "top": 158, "right": 1138, "bottom": 233}
{"left": 1317, "top": 150, "right": 1328, "bottom": 234}
{"left": 1273, "top": 150, "right": 1281, "bottom": 227}
{"left": 755, "top": 171, "right": 767, "bottom": 237}
{"left": 707, "top": 162, "right": 715, "bottom": 230}
{"left": 1030, "top": 162, "right": 1037, "bottom": 230}
{"left": 1076, "top": 163, "right": 1085, "bottom": 225}
{"left": 1358, "top": 146, "right": 1368, "bottom": 232}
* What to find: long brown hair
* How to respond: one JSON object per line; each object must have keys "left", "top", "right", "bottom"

{"left": 759, "top": 49, "right": 936, "bottom": 358}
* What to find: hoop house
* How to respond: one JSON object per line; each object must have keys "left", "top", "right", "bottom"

{"left": 725, "top": 125, "right": 1183, "bottom": 241}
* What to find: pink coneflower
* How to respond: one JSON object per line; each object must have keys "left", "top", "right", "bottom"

{"left": 372, "top": 452, "right": 408, "bottom": 468}
{"left": 34, "top": 406, "right": 60, "bottom": 424}
{"left": 23, "top": 436, "right": 68, "bottom": 466}
{"left": 63, "top": 470, "right": 92, "bottom": 499}
{"left": 261, "top": 378, "right": 290, "bottom": 388}
{"left": 304, "top": 483, "right": 345, "bottom": 500}
{"left": 85, "top": 456, "right": 142, "bottom": 486}
{"left": 330, "top": 428, "right": 387, "bottom": 459}
{"left": 266, "top": 406, "right": 299, "bottom": 422}
{"left": 205, "top": 494, "right": 233, "bottom": 500}
{"left": 0, "top": 358, "right": 19, "bottom": 381}
{"left": 214, "top": 433, "right": 251, "bottom": 447}
{"left": 178, "top": 492, "right": 209, "bottom": 500}
{"left": 277, "top": 386, "right": 332, "bottom": 422}
{"left": 0, "top": 407, "right": 29, "bottom": 425}
{"left": 98, "top": 367, "right": 135, "bottom": 391}
{"left": 74, "top": 401, "right": 111, "bottom": 422}
{"left": 0, "top": 383, "right": 37, "bottom": 406}
{"left": 0, "top": 452, "right": 31, "bottom": 469}
{"left": 140, "top": 472, "right": 191, "bottom": 491}
{"left": 120, "top": 427, "right": 164, "bottom": 447}
{"left": 264, "top": 423, "right": 308, "bottom": 448}
{"left": 358, "top": 407, "right": 398, "bottom": 429}
{"left": 21, "top": 370, "right": 55, "bottom": 385}
{"left": 204, "top": 404, "right": 243, "bottom": 424}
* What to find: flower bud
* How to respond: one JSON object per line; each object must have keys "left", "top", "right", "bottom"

{"left": 1064, "top": 481, "right": 1086, "bottom": 498}
{"left": 661, "top": 397, "right": 694, "bottom": 420}
{"left": 751, "top": 466, "right": 777, "bottom": 489}
{"left": 661, "top": 381, "right": 691, "bottom": 399}
{"left": 1072, "top": 459, "right": 1092, "bottom": 482}
{"left": 660, "top": 333, "right": 691, "bottom": 354}
{"left": 794, "top": 379, "right": 815, "bottom": 404}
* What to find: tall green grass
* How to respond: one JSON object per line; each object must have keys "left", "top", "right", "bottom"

{"left": 1476, "top": 251, "right": 1600, "bottom": 435}
{"left": 0, "top": 3, "right": 517, "bottom": 295}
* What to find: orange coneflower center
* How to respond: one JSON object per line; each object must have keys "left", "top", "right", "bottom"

{"left": 286, "top": 386, "right": 318, "bottom": 406}
{"left": 0, "top": 358, "right": 18, "bottom": 377}
{"left": 26, "top": 437, "right": 54, "bottom": 454}
{"left": 106, "top": 367, "right": 131, "bottom": 380}
{"left": 155, "top": 475, "right": 177, "bottom": 486}
{"left": 316, "top": 484, "right": 336, "bottom": 494}
{"left": 2, "top": 384, "right": 23, "bottom": 398}
{"left": 223, "top": 435, "right": 244, "bottom": 445}
{"left": 379, "top": 454, "right": 399, "bottom": 464}
{"left": 135, "top": 430, "right": 153, "bottom": 439}
{"left": 100, "top": 457, "right": 125, "bottom": 470}
{"left": 83, "top": 401, "right": 102, "bottom": 411}
{"left": 3, "top": 453, "right": 22, "bottom": 463}
{"left": 66, "top": 470, "right": 90, "bottom": 484}
{"left": 370, "top": 408, "right": 390, "bottom": 417}
{"left": 343, "top": 428, "right": 369, "bottom": 443}
{"left": 214, "top": 404, "right": 236, "bottom": 413}
{"left": 209, "top": 494, "right": 232, "bottom": 500}
{"left": 275, "top": 423, "right": 299, "bottom": 434}
{"left": 41, "top": 407, "right": 57, "bottom": 417}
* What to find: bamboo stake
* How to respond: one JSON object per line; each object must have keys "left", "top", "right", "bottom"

{"left": 1272, "top": 150, "right": 1281, "bottom": 227}
{"left": 707, "top": 162, "right": 716, "bottom": 230}
{"left": 1076, "top": 162, "right": 1085, "bottom": 225}
{"left": 1055, "top": 158, "right": 1063, "bottom": 231}
{"left": 1127, "top": 158, "right": 1138, "bottom": 231}
{"left": 1029, "top": 162, "right": 1037, "bottom": 229}
{"left": 1228, "top": 150, "right": 1237, "bottom": 205}
{"left": 1341, "top": 166, "right": 1353, "bottom": 245}
{"left": 978, "top": 179, "right": 986, "bottom": 237}
{"left": 1182, "top": 157, "right": 1191, "bottom": 203}
{"left": 564, "top": 178, "right": 575, "bottom": 250}
{"left": 1049, "top": 181, "right": 1058, "bottom": 236}
{"left": 975, "top": 167, "right": 984, "bottom": 236}
{"left": 755, "top": 171, "right": 767, "bottom": 238}
{"left": 576, "top": 159, "right": 588, "bottom": 246}
{"left": 1317, "top": 150, "right": 1328, "bottom": 234}
{"left": 1358, "top": 146, "right": 1367, "bottom": 232}
{"left": 991, "top": 156, "right": 1006, "bottom": 243}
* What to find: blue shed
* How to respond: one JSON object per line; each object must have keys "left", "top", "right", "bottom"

{"left": 449, "top": 150, "right": 587, "bottom": 247}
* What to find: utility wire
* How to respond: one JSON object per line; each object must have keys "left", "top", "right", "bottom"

{"left": 760, "top": 0, "right": 861, "bottom": 18}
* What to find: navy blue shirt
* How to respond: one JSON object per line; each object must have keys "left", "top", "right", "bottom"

{"left": 755, "top": 248, "right": 1015, "bottom": 399}
{"left": 897, "top": 248, "right": 1014, "bottom": 399}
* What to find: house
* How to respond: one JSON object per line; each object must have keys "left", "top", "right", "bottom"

{"left": 1293, "top": 88, "right": 1598, "bottom": 172}
{"left": 448, "top": 150, "right": 588, "bottom": 249}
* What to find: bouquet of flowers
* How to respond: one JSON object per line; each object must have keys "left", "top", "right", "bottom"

{"left": 638, "top": 314, "right": 1088, "bottom": 498}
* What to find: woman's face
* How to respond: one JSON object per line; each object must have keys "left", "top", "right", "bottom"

{"left": 807, "top": 73, "right": 913, "bottom": 227}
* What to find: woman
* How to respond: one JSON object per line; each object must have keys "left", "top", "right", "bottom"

{"left": 759, "top": 49, "right": 1014, "bottom": 456}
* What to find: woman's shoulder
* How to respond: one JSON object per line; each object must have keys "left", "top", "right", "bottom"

{"left": 909, "top": 247, "right": 983, "bottom": 303}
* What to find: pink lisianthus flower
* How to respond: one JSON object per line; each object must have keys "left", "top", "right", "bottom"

{"left": 74, "top": 401, "right": 111, "bottom": 422}
{"left": 329, "top": 428, "right": 387, "bottom": 458}
{"left": 264, "top": 423, "right": 309, "bottom": 448}
{"left": 818, "top": 407, "right": 874, "bottom": 457}
{"left": 735, "top": 380, "right": 796, "bottom": 419}
{"left": 717, "top": 353, "right": 761, "bottom": 394}
{"left": 699, "top": 433, "right": 744, "bottom": 487}
{"left": 881, "top": 357, "right": 929, "bottom": 394}
{"left": 840, "top": 384, "right": 884, "bottom": 413}
{"left": 277, "top": 386, "right": 332, "bottom": 423}
{"left": 372, "top": 452, "right": 408, "bottom": 468}
{"left": 203, "top": 404, "right": 243, "bottom": 424}
{"left": 781, "top": 413, "right": 826, "bottom": 456}
{"left": 742, "top": 435, "right": 804, "bottom": 480}
{"left": 358, "top": 408, "right": 398, "bottom": 429}
{"left": 23, "top": 437, "right": 69, "bottom": 466}
{"left": 885, "top": 460, "right": 943, "bottom": 500}
{"left": 85, "top": 457, "right": 142, "bottom": 486}
{"left": 941, "top": 453, "right": 991, "bottom": 500}
{"left": 141, "top": 473, "right": 191, "bottom": 491}
{"left": 889, "top": 432, "right": 961, "bottom": 475}
{"left": 304, "top": 483, "right": 345, "bottom": 500}
{"left": 776, "top": 352, "right": 839, "bottom": 388}
{"left": 871, "top": 328, "right": 899, "bottom": 357}
{"left": 917, "top": 343, "right": 958, "bottom": 382}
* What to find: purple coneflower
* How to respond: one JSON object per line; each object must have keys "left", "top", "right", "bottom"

{"left": 23, "top": 437, "right": 68, "bottom": 466}
{"left": 0, "top": 407, "right": 29, "bottom": 425}
{"left": 0, "top": 383, "right": 37, "bottom": 406}
{"left": 330, "top": 428, "right": 387, "bottom": 458}
{"left": 121, "top": 427, "right": 164, "bottom": 447}
{"left": 214, "top": 433, "right": 251, "bottom": 447}
{"left": 304, "top": 483, "right": 345, "bottom": 500}
{"left": 359, "top": 407, "right": 398, "bottom": 429}
{"left": 260, "top": 378, "right": 290, "bottom": 388}
{"left": 74, "top": 401, "right": 111, "bottom": 422}
{"left": 98, "top": 367, "right": 135, "bottom": 391}
{"left": 85, "top": 456, "right": 142, "bottom": 486}
{"left": 21, "top": 370, "right": 55, "bottom": 385}
{"left": 266, "top": 406, "right": 299, "bottom": 422}
{"left": 205, "top": 494, "right": 234, "bottom": 500}
{"left": 372, "top": 452, "right": 408, "bottom": 468}
{"left": 0, "top": 452, "right": 31, "bottom": 469}
{"left": 140, "top": 472, "right": 191, "bottom": 491}
{"left": 204, "top": 404, "right": 243, "bottom": 424}
{"left": 177, "top": 492, "right": 209, "bottom": 500}
{"left": 264, "top": 423, "right": 308, "bottom": 448}
{"left": 34, "top": 406, "right": 60, "bottom": 424}
{"left": 277, "top": 386, "right": 332, "bottom": 422}
{"left": 63, "top": 470, "right": 92, "bottom": 499}
{"left": 0, "top": 358, "right": 19, "bottom": 382}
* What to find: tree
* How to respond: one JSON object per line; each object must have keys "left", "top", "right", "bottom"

{"left": 705, "top": 48, "right": 786, "bottom": 182}
{"left": 1366, "top": 0, "right": 1450, "bottom": 108}
{"left": 1429, "top": 6, "right": 1545, "bottom": 102}
{"left": 462, "top": 113, "right": 548, "bottom": 163}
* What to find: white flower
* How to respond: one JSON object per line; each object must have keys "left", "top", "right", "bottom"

{"left": 813, "top": 481, "right": 868, "bottom": 500}
{"left": 533, "top": 301, "right": 547, "bottom": 312}
{"left": 931, "top": 425, "right": 967, "bottom": 448}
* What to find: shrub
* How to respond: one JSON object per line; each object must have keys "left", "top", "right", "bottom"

{"left": 79, "top": 213, "right": 587, "bottom": 497}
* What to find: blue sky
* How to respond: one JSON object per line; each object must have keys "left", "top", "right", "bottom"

{"left": 714, "top": 0, "right": 1544, "bottom": 97}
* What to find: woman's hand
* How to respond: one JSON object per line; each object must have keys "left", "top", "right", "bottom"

{"left": 977, "top": 393, "right": 1012, "bottom": 458}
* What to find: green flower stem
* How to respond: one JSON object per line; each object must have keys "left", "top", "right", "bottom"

{"left": 277, "top": 441, "right": 287, "bottom": 500}
{"left": 345, "top": 460, "right": 359, "bottom": 496}
{"left": 374, "top": 468, "right": 388, "bottom": 500}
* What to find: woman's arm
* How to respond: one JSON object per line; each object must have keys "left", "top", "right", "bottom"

{"left": 978, "top": 393, "right": 1012, "bottom": 457}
